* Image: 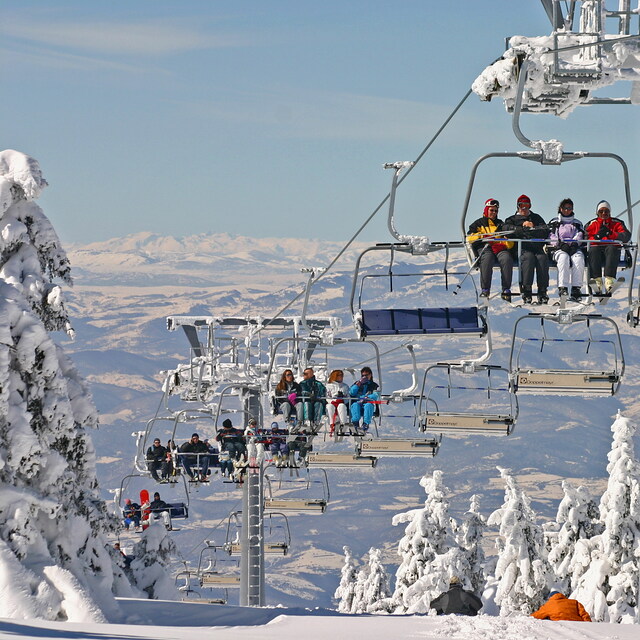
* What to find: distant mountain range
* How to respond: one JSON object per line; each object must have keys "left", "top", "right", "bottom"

{"left": 67, "top": 231, "right": 371, "bottom": 285}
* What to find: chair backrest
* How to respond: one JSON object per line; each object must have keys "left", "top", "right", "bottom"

{"left": 360, "top": 307, "right": 483, "bottom": 337}
{"left": 168, "top": 503, "right": 188, "bottom": 519}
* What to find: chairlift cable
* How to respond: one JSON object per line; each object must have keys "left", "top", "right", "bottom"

{"left": 347, "top": 342, "right": 418, "bottom": 369}
{"left": 183, "top": 497, "right": 244, "bottom": 558}
{"left": 261, "top": 88, "right": 474, "bottom": 329}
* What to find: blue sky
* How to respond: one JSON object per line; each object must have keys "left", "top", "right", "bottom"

{"left": 1, "top": 1, "right": 638, "bottom": 245}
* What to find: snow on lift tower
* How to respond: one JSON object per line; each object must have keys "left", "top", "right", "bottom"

{"left": 165, "top": 276, "right": 341, "bottom": 404}
{"left": 473, "top": 0, "right": 640, "bottom": 119}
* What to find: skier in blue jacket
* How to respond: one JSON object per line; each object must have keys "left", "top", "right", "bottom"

{"left": 349, "top": 367, "right": 379, "bottom": 433}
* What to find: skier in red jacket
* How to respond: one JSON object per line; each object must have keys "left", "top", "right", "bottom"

{"left": 585, "top": 199, "right": 631, "bottom": 294}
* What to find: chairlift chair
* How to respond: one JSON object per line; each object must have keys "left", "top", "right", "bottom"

{"left": 133, "top": 415, "right": 180, "bottom": 474}
{"left": 304, "top": 451, "right": 378, "bottom": 468}
{"left": 224, "top": 511, "right": 291, "bottom": 557}
{"left": 460, "top": 151, "right": 635, "bottom": 254}
{"left": 350, "top": 243, "right": 489, "bottom": 340}
{"left": 509, "top": 311, "right": 625, "bottom": 396}
{"left": 263, "top": 469, "right": 330, "bottom": 514}
{"left": 117, "top": 473, "right": 190, "bottom": 528}
{"left": 356, "top": 437, "right": 439, "bottom": 457}
{"left": 175, "top": 567, "right": 201, "bottom": 600}
{"left": 417, "top": 363, "right": 518, "bottom": 436}
{"left": 197, "top": 542, "right": 241, "bottom": 589}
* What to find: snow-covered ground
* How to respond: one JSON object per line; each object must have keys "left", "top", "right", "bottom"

{"left": 2, "top": 598, "right": 638, "bottom": 640}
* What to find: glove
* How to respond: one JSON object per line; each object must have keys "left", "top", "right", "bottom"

{"left": 288, "top": 392, "right": 297, "bottom": 404}
{"left": 595, "top": 226, "right": 609, "bottom": 240}
{"left": 336, "top": 391, "right": 344, "bottom": 398}
{"left": 558, "top": 242, "right": 571, "bottom": 253}
{"left": 356, "top": 376, "right": 368, "bottom": 387}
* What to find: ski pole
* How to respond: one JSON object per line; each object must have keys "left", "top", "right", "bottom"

{"left": 454, "top": 230, "right": 513, "bottom": 295}
{"left": 453, "top": 246, "right": 485, "bottom": 295}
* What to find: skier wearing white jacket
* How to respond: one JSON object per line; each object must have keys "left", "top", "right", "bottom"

{"left": 548, "top": 197, "right": 586, "bottom": 301}
{"left": 325, "top": 370, "right": 350, "bottom": 431}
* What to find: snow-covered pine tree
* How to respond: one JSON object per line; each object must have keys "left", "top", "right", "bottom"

{"left": 547, "top": 480, "right": 601, "bottom": 594}
{"left": 362, "top": 547, "right": 392, "bottom": 613}
{"left": 0, "top": 150, "right": 72, "bottom": 334}
{"left": 571, "top": 412, "right": 640, "bottom": 623}
{"left": 334, "top": 545, "right": 358, "bottom": 613}
{"left": 391, "top": 470, "right": 456, "bottom": 613}
{"left": 486, "top": 466, "right": 552, "bottom": 616}
{"left": 0, "top": 150, "right": 136, "bottom": 622}
{"left": 128, "top": 521, "right": 179, "bottom": 600}
{"left": 456, "top": 494, "right": 487, "bottom": 596}
{"left": 350, "top": 567, "right": 369, "bottom": 614}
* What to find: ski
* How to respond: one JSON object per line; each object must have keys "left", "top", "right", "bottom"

{"left": 597, "top": 277, "right": 625, "bottom": 306}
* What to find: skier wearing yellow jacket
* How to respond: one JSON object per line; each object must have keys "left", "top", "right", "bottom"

{"left": 466, "top": 198, "right": 515, "bottom": 301}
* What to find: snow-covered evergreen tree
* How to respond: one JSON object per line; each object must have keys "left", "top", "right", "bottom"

{"left": 547, "top": 480, "right": 600, "bottom": 593}
{"left": 391, "top": 470, "right": 457, "bottom": 613}
{"left": 350, "top": 568, "right": 369, "bottom": 614}
{"left": 456, "top": 494, "right": 487, "bottom": 596}
{"left": 0, "top": 150, "right": 72, "bottom": 334}
{"left": 0, "top": 150, "right": 136, "bottom": 621}
{"left": 128, "top": 521, "right": 179, "bottom": 600}
{"left": 362, "top": 547, "right": 392, "bottom": 613}
{"left": 486, "top": 466, "right": 552, "bottom": 616}
{"left": 334, "top": 545, "right": 358, "bottom": 613}
{"left": 572, "top": 413, "right": 640, "bottom": 623}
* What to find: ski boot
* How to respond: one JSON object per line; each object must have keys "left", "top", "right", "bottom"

{"left": 537, "top": 289, "right": 549, "bottom": 305}
{"left": 521, "top": 286, "right": 533, "bottom": 304}
{"left": 604, "top": 276, "right": 616, "bottom": 293}
{"left": 570, "top": 287, "right": 582, "bottom": 302}
{"left": 501, "top": 289, "right": 512, "bottom": 302}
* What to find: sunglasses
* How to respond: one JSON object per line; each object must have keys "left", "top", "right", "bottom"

{"left": 598, "top": 208, "right": 610, "bottom": 214}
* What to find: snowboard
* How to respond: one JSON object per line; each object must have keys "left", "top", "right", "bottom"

{"left": 140, "top": 489, "right": 150, "bottom": 530}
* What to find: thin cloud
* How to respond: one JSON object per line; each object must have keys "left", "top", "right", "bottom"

{"left": 1, "top": 18, "right": 253, "bottom": 56}
{"left": 0, "top": 45, "right": 150, "bottom": 73}
{"left": 184, "top": 88, "right": 454, "bottom": 142}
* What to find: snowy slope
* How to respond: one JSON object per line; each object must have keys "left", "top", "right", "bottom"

{"left": 57, "top": 232, "right": 640, "bottom": 609}
{"left": 1, "top": 598, "right": 638, "bottom": 640}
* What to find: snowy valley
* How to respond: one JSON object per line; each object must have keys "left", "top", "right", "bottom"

{"left": 59, "top": 230, "right": 640, "bottom": 613}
